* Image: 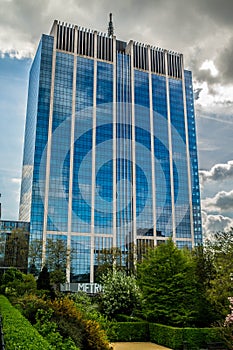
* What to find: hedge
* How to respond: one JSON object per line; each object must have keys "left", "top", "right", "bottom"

{"left": 150, "top": 323, "right": 224, "bottom": 350}
{"left": 149, "top": 324, "right": 184, "bottom": 349}
{"left": 108, "top": 321, "right": 224, "bottom": 349}
{"left": 182, "top": 327, "right": 223, "bottom": 349}
{"left": 0, "top": 295, "right": 53, "bottom": 350}
{"left": 110, "top": 322, "right": 149, "bottom": 342}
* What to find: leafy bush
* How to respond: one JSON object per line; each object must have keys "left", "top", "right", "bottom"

{"left": 1, "top": 268, "right": 36, "bottom": 297}
{"left": 16, "top": 294, "right": 111, "bottom": 350}
{"left": 50, "top": 297, "right": 111, "bottom": 350}
{"left": 100, "top": 270, "right": 141, "bottom": 319}
{"left": 109, "top": 322, "right": 149, "bottom": 342}
{"left": 0, "top": 295, "right": 53, "bottom": 350}
{"left": 71, "top": 292, "right": 115, "bottom": 340}
{"left": 15, "top": 293, "right": 49, "bottom": 323}
{"left": 35, "top": 308, "right": 79, "bottom": 350}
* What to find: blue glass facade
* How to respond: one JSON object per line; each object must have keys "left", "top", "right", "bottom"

{"left": 20, "top": 20, "right": 202, "bottom": 282}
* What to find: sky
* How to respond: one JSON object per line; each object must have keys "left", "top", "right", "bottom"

{"left": 0, "top": 0, "right": 233, "bottom": 237}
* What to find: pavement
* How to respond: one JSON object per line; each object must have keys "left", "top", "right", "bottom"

{"left": 110, "top": 342, "right": 172, "bottom": 350}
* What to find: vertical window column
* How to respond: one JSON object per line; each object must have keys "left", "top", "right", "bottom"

{"left": 90, "top": 31, "right": 97, "bottom": 283}
{"left": 148, "top": 46, "right": 157, "bottom": 246}
{"left": 130, "top": 42, "right": 137, "bottom": 262}
{"left": 66, "top": 27, "right": 78, "bottom": 282}
{"left": 112, "top": 36, "right": 117, "bottom": 248}
{"left": 164, "top": 50, "right": 176, "bottom": 241}
{"left": 42, "top": 29, "right": 57, "bottom": 266}
{"left": 181, "top": 57, "right": 194, "bottom": 247}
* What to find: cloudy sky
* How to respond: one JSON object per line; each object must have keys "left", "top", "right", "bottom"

{"left": 0, "top": 0, "right": 233, "bottom": 237}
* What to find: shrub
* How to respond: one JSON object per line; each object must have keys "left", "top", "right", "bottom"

{"left": 100, "top": 270, "right": 141, "bottom": 319}
{"left": 109, "top": 322, "right": 149, "bottom": 342}
{"left": 1, "top": 268, "right": 36, "bottom": 297}
{"left": 183, "top": 327, "right": 224, "bottom": 349}
{"left": 50, "top": 297, "right": 111, "bottom": 350}
{"left": 0, "top": 295, "right": 53, "bottom": 350}
{"left": 14, "top": 294, "right": 112, "bottom": 350}
{"left": 35, "top": 308, "right": 79, "bottom": 350}
{"left": 15, "top": 293, "right": 49, "bottom": 323}
{"left": 149, "top": 323, "right": 183, "bottom": 349}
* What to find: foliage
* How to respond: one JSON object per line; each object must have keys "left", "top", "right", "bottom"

{"left": 149, "top": 323, "right": 223, "bottom": 350}
{"left": 16, "top": 294, "right": 111, "bottom": 350}
{"left": 35, "top": 308, "right": 79, "bottom": 350}
{"left": 114, "top": 314, "right": 144, "bottom": 322}
{"left": 50, "top": 297, "right": 111, "bottom": 350}
{"left": 137, "top": 239, "right": 204, "bottom": 326}
{"left": 220, "top": 297, "right": 233, "bottom": 348}
{"left": 37, "top": 266, "right": 51, "bottom": 291}
{"left": 15, "top": 293, "right": 49, "bottom": 324}
{"left": 225, "top": 297, "right": 233, "bottom": 326}
{"left": 204, "top": 230, "right": 233, "bottom": 320}
{"left": 191, "top": 245, "right": 217, "bottom": 326}
{"left": 0, "top": 295, "right": 53, "bottom": 350}
{"left": 109, "top": 321, "right": 149, "bottom": 342}
{"left": 149, "top": 323, "right": 183, "bottom": 349}
{"left": 99, "top": 270, "right": 141, "bottom": 319}
{"left": 50, "top": 269, "right": 66, "bottom": 286}
{"left": 182, "top": 327, "right": 224, "bottom": 349}
{"left": 1, "top": 268, "right": 36, "bottom": 297}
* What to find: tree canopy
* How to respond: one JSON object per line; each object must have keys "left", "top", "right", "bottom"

{"left": 137, "top": 239, "right": 207, "bottom": 326}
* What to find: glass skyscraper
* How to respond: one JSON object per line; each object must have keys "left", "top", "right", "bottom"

{"left": 19, "top": 19, "right": 202, "bottom": 283}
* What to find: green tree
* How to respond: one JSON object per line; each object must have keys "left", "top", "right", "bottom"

{"left": 192, "top": 245, "right": 217, "bottom": 326}
{"left": 37, "top": 266, "right": 51, "bottom": 291}
{"left": 137, "top": 239, "right": 202, "bottom": 327}
{"left": 100, "top": 270, "right": 141, "bottom": 319}
{"left": 204, "top": 230, "right": 233, "bottom": 321}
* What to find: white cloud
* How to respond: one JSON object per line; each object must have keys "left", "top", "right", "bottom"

{"left": 199, "top": 160, "right": 233, "bottom": 184}
{"left": 200, "top": 59, "right": 219, "bottom": 77}
{"left": 202, "top": 189, "right": 233, "bottom": 212}
{"left": 202, "top": 211, "right": 233, "bottom": 238}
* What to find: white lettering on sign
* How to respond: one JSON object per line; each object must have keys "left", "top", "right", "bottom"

{"left": 60, "top": 283, "right": 103, "bottom": 294}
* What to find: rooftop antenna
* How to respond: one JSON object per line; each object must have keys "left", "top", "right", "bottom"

{"left": 108, "top": 13, "right": 114, "bottom": 37}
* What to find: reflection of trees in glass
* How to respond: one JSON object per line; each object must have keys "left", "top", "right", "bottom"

{"left": 28, "top": 239, "right": 42, "bottom": 266}
{"left": 0, "top": 233, "right": 6, "bottom": 265}
{"left": 95, "top": 240, "right": 154, "bottom": 280}
{"left": 30, "top": 238, "right": 71, "bottom": 285}
{"left": 4, "top": 228, "right": 29, "bottom": 271}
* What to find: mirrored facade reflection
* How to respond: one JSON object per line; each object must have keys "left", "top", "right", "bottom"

{"left": 0, "top": 220, "right": 30, "bottom": 271}
{"left": 19, "top": 20, "right": 202, "bottom": 283}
